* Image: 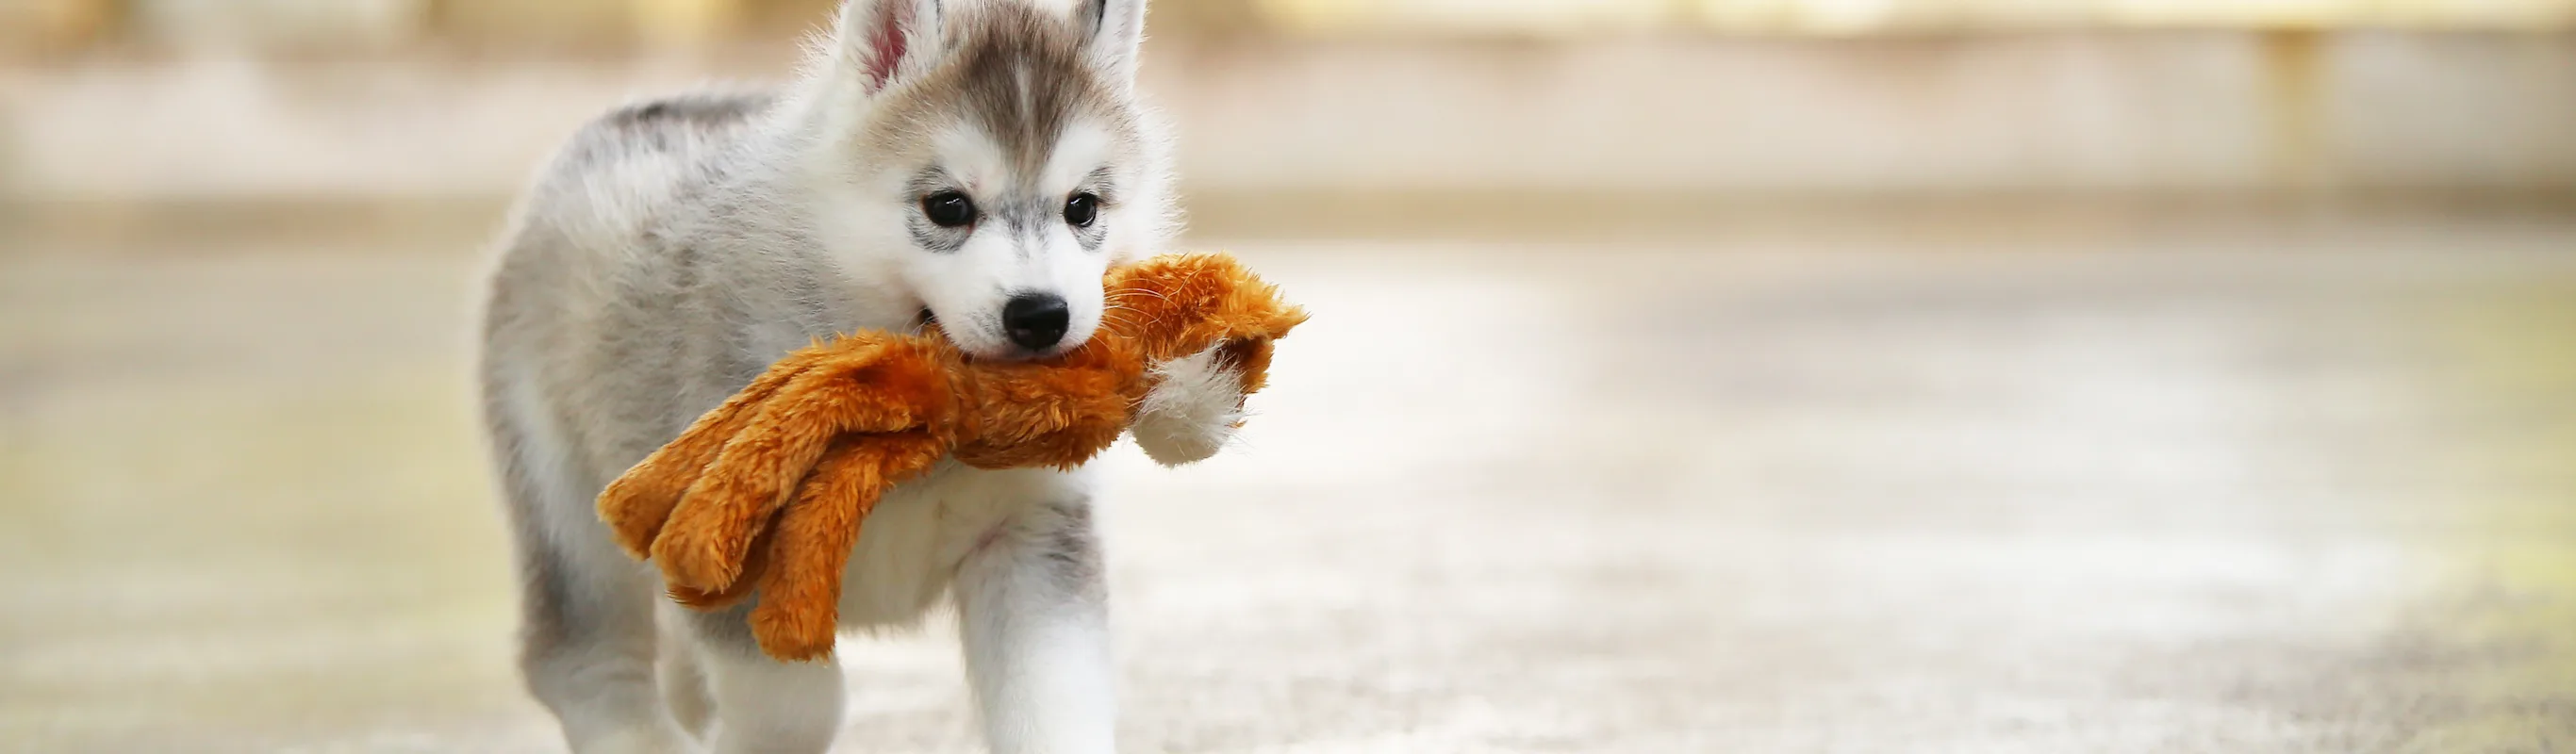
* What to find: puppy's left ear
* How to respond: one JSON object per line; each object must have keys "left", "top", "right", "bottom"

{"left": 1081, "top": 0, "right": 1148, "bottom": 90}
{"left": 835, "top": 0, "right": 947, "bottom": 95}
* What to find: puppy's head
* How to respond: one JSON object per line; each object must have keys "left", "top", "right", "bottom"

{"left": 803, "top": 0, "right": 1173, "bottom": 360}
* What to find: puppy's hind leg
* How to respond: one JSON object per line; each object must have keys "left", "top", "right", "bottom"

{"left": 497, "top": 417, "right": 699, "bottom": 754}
{"left": 512, "top": 523, "right": 702, "bottom": 753}
{"left": 657, "top": 604, "right": 716, "bottom": 740}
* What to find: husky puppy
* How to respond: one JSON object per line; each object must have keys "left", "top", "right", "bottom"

{"left": 478, "top": 1, "right": 1227, "bottom": 751}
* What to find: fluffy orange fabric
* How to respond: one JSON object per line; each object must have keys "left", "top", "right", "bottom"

{"left": 596, "top": 253, "right": 1307, "bottom": 661}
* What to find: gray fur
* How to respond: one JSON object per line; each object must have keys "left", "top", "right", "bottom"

{"left": 1036, "top": 497, "right": 1106, "bottom": 598}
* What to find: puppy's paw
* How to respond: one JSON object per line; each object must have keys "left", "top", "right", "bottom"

{"left": 1131, "top": 345, "right": 1247, "bottom": 466}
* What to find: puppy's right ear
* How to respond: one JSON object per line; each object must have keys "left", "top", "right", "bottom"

{"left": 834, "top": 0, "right": 945, "bottom": 94}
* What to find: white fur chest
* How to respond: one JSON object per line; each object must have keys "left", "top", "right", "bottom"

{"left": 831, "top": 462, "right": 1098, "bottom": 628}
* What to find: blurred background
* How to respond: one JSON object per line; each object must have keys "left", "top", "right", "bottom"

{"left": 4, "top": 0, "right": 2575, "bottom": 751}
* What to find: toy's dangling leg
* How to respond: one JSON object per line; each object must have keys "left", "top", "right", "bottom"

{"left": 667, "top": 523, "right": 773, "bottom": 610}
{"left": 652, "top": 341, "right": 953, "bottom": 595}
{"left": 1129, "top": 341, "right": 1261, "bottom": 467}
{"left": 598, "top": 351, "right": 818, "bottom": 559}
{"left": 1218, "top": 336, "right": 1280, "bottom": 395}
{"left": 746, "top": 433, "right": 949, "bottom": 662}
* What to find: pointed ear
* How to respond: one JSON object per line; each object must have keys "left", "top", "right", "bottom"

{"left": 835, "top": 0, "right": 945, "bottom": 93}
{"left": 1081, "top": 0, "right": 1148, "bottom": 89}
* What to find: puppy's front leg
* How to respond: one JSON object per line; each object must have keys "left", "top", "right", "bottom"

{"left": 954, "top": 496, "right": 1116, "bottom": 754}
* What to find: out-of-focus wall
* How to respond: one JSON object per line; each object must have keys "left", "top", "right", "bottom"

{"left": 1151, "top": 30, "right": 2576, "bottom": 195}
{"left": 0, "top": 1, "right": 2570, "bottom": 203}
{"left": 0, "top": 0, "right": 1122, "bottom": 50}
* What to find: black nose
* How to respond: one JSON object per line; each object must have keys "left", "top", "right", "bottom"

{"left": 1000, "top": 293, "right": 1071, "bottom": 352}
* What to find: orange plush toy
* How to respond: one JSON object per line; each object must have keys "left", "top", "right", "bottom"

{"left": 595, "top": 253, "right": 1307, "bottom": 661}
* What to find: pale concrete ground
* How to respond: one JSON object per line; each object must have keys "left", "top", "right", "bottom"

{"left": 3, "top": 207, "right": 2574, "bottom": 752}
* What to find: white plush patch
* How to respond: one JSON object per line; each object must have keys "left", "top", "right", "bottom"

{"left": 1130, "top": 346, "right": 1247, "bottom": 467}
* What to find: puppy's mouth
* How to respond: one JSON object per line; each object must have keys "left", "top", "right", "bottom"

{"left": 916, "top": 307, "right": 1016, "bottom": 363}
{"left": 916, "top": 307, "right": 1085, "bottom": 363}
{"left": 915, "top": 307, "right": 968, "bottom": 352}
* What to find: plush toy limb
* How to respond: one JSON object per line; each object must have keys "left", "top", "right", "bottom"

{"left": 745, "top": 432, "right": 949, "bottom": 661}
{"left": 668, "top": 521, "right": 771, "bottom": 610}
{"left": 1127, "top": 334, "right": 1287, "bottom": 466}
{"left": 598, "top": 350, "right": 822, "bottom": 559}
{"left": 952, "top": 336, "right": 1144, "bottom": 466}
{"left": 651, "top": 337, "right": 960, "bottom": 594}
{"left": 1131, "top": 344, "right": 1249, "bottom": 466}
{"left": 1217, "top": 336, "right": 1280, "bottom": 394}
{"left": 1103, "top": 253, "right": 1310, "bottom": 364}
{"left": 1106, "top": 254, "right": 1300, "bottom": 466}
{"left": 949, "top": 340, "right": 1147, "bottom": 470}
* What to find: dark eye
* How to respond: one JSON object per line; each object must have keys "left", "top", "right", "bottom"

{"left": 922, "top": 191, "right": 976, "bottom": 228}
{"left": 1063, "top": 193, "right": 1099, "bottom": 228}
